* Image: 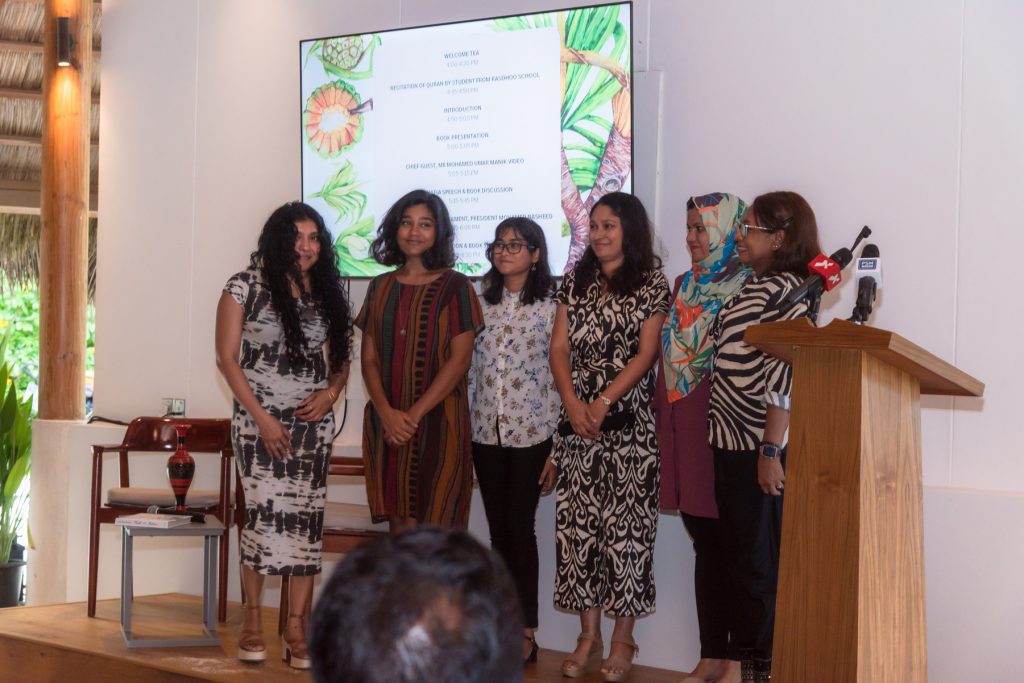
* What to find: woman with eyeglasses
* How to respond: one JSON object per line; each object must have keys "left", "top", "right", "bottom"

{"left": 468, "top": 217, "right": 560, "bottom": 665}
{"left": 655, "top": 193, "right": 750, "bottom": 683}
{"left": 551, "top": 192, "right": 670, "bottom": 683}
{"left": 356, "top": 189, "right": 484, "bottom": 534}
{"left": 708, "top": 191, "right": 821, "bottom": 683}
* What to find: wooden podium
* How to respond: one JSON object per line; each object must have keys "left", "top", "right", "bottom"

{"left": 744, "top": 318, "right": 983, "bottom": 683}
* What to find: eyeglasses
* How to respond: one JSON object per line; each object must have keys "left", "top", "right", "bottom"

{"left": 736, "top": 224, "right": 775, "bottom": 237}
{"left": 489, "top": 241, "right": 532, "bottom": 255}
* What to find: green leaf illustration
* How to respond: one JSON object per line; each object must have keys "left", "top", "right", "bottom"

{"left": 340, "top": 234, "right": 371, "bottom": 261}
{"left": 309, "top": 161, "right": 366, "bottom": 226}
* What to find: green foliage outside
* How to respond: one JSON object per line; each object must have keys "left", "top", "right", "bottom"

{"left": 0, "top": 330, "right": 32, "bottom": 563}
{"left": 0, "top": 278, "right": 95, "bottom": 403}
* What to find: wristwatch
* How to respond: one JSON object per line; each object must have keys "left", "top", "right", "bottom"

{"left": 759, "top": 442, "right": 782, "bottom": 459}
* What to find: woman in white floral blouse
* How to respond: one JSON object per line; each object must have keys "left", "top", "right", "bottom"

{"left": 469, "top": 217, "right": 560, "bottom": 664}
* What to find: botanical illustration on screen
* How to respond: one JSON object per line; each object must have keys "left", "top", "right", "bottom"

{"left": 300, "top": 2, "right": 632, "bottom": 277}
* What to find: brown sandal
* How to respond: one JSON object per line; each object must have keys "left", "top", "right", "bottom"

{"left": 562, "top": 632, "right": 603, "bottom": 678}
{"left": 237, "top": 605, "right": 266, "bottom": 663}
{"left": 282, "top": 614, "right": 311, "bottom": 670}
{"left": 602, "top": 638, "right": 639, "bottom": 682}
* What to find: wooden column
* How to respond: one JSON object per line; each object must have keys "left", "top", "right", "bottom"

{"left": 39, "top": 0, "right": 92, "bottom": 420}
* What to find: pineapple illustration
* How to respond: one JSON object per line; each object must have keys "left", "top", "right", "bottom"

{"left": 314, "top": 34, "right": 380, "bottom": 79}
{"left": 322, "top": 36, "right": 367, "bottom": 71}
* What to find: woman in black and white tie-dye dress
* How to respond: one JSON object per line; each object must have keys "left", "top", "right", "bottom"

{"left": 215, "top": 202, "right": 352, "bottom": 668}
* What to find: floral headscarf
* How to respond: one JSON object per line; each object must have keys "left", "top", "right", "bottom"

{"left": 661, "top": 192, "right": 750, "bottom": 402}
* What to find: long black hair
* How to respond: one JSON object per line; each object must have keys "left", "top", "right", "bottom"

{"left": 249, "top": 201, "right": 352, "bottom": 373}
{"left": 572, "top": 192, "right": 662, "bottom": 297}
{"left": 480, "top": 217, "right": 555, "bottom": 305}
{"left": 370, "top": 189, "right": 456, "bottom": 269}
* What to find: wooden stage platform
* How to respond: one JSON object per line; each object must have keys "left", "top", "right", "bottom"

{"left": 0, "top": 594, "right": 686, "bottom": 682}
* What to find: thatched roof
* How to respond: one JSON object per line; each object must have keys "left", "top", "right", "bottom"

{"left": 0, "top": 0, "right": 101, "bottom": 291}
{"left": 0, "top": 212, "right": 96, "bottom": 294}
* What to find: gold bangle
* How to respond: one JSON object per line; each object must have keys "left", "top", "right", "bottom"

{"left": 327, "top": 388, "right": 337, "bottom": 402}
{"left": 599, "top": 394, "right": 612, "bottom": 406}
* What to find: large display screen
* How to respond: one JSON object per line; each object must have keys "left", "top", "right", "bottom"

{"left": 300, "top": 2, "right": 632, "bottom": 277}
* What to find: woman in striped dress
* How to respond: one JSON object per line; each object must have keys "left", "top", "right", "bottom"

{"left": 356, "top": 189, "right": 484, "bottom": 533}
{"left": 708, "top": 191, "right": 822, "bottom": 683}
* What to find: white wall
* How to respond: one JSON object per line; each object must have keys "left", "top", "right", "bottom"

{"left": 72, "top": 0, "right": 1024, "bottom": 676}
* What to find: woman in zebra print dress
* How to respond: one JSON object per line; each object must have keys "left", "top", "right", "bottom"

{"left": 708, "top": 191, "right": 821, "bottom": 683}
{"left": 216, "top": 202, "right": 352, "bottom": 668}
{"left": 551, "top": 192, "right": 670, "bottom": 683}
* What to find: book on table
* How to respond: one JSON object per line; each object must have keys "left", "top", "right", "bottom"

{"left": 115, "top": 512, "right": 192, "bottom": 529}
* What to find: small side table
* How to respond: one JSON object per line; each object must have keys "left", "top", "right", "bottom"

{"left": 120, "top": 519, "right": 225, "bottom": 648}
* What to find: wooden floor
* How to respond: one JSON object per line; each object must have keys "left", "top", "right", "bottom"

{"left": 0, "top": 594, "right": 685, "bottom": 682}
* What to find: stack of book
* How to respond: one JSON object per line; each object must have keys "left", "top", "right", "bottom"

{"left": 115, "top": 512, "right": 192, "bottom": 529}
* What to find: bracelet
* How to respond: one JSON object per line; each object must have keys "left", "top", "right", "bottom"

{"left": 326, "top": 387, "right": 337, "bottom": 402}
{"left": 599, "top": 394, "right": 612, "bottom": 406}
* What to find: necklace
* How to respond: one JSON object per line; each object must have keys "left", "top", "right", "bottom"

{"left": 396, "top": 285, "right": 411, "bottom": 337}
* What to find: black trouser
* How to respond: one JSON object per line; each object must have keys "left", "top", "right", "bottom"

{"left": 472, "top": 437, "right": 552, "bottom": 629}
{"left": 681, "top": 512, "right": 732, "bottom": 660}
{"left": 713, "top": 446, "right": 785, "bottom": 662}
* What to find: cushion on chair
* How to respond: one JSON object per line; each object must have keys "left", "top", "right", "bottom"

{"left": 106, "top": 487, "right": 221, "bottom": 508}
{"left": 323, "top": 502, "right": 389, "bottom": 533}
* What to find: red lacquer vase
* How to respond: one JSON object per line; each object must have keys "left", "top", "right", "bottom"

{"left": 166, "top": 424, "right": 196, "bottom": 512}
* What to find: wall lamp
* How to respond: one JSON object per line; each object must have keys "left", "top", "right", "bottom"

{"left": 56, "top": 16, "right": 73, "bottom": 67}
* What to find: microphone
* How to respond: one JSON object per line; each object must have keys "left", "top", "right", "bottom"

{"left": 850, "top": 244, "right": 881, "bottom": 323}
{"left": 778, "top": 247, "right": 854, "bottom": 315}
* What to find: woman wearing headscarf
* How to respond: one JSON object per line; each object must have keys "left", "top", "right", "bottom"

{"left": 656, "top": 193, "right": 749, "bottom": 683}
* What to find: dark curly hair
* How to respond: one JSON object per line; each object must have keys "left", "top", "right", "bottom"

{"left": 749, "top": 191, "right": 822, "bottom": 277}
{"left": 249, "top": 201, "right": 352, "bottom": 373}
{"left": 572, "top": 191, "right": 662, "bottom": 297}
{"left": 370, "top": 189, "right": 456, "bottom": 270}
{"left": 480, "top": 217, "right": 555, "bottom": 306}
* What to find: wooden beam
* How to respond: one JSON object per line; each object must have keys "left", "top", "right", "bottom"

{"left": 15, "top": 0, "right": 102, "bottom": 5}
{"left": 0, "top": 37, "right": 101, "bottom": 59}
{"left": 0, "top": 179, "right": 97, "bottom": 216}
{"left": 0, "top": 85, "right": 100, "bottom": 105}
{"left": 39, "top": 0, "right": 92, "bottom": 420}
{"left": 0, "top": 132, "right": 98, "bottom": 148}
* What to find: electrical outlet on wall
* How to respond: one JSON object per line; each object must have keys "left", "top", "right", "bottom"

{"left": 161, "top": 398, "right": 186, "bottom": 417}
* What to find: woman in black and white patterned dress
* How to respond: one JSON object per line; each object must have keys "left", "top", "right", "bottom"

{"left": 708, "top": 191, "right": 820, "bottom": 683}
{"left": 215, "top": 202, "right": 352, "bottom": 668}
{"left": 550, "top": 192, "right": 670, "bottom": 683}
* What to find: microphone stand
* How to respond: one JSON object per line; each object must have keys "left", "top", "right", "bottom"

{"left": 846, "top": 228, "right": 876, "bottom": 325}
{"left": 807, "top": 289, "right": 823, "bottom": 325}
{"left": 848, "top": 280, "right": 876, "bottom": 325}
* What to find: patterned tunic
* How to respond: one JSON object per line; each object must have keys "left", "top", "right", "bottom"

{"left": 469, "top": 288, "right": 559, "bottom": 447}
{"left": 552, "top": 268, "right": 671, "bottom": 616}
{"left": 709, "top": 272, "right": 807, "bottom": 450}
{"left": 224, "top": 268, "right": 334, "bottom": 576}
{"left": 355, "top": 270, "right": 484, "bottom": 528}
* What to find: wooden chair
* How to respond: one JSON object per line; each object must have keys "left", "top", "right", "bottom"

{"left": 269, "top": 454, "right": 388, "bottom": 633}
{"left": 88, "top": 416, "right": 234, "bottom": 622}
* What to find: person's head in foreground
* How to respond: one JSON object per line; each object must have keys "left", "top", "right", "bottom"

{"left": 309, "top": 527, "right": 523, "bottom": 683}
